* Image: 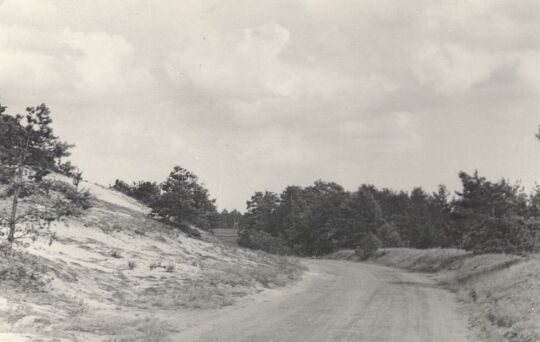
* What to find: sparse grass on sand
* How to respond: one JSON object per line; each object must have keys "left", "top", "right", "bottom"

{"left": 367, "top": 248, "right": 540, "bottom": 342}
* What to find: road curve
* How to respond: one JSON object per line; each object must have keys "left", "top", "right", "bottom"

{"left": 170, "top": 260, "right": 471, "bottom": 342}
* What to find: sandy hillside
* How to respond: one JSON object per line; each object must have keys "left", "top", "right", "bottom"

{"left": 0, "top": 179, "right": 303, "bottom": 342}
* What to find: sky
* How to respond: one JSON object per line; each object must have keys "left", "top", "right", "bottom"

{"left": 0, "top": 0, "right": 539, "bottom": 211}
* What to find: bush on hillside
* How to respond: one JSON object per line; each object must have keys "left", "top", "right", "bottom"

{"left": 111, "top": 179, "right": 160, "bottom": 206}
{"left": 57, "top": 161, "right": 77, "bottom": 177}
{"left": 111, "top": 179, "right": 133, "bottom": 196}
{"left": 356, "top": 233, "right": 382, "bottom": 260}
{"left": 238, "top": 230, "right": 291, "bottom": 255}
{"left": 0, "top": 248, "right": 48, "bottom": 291}
{"left": 41, "top": 180, "right": 92, "bottom": 208}
{"left": 150, "top": 166, "right": 217, "bottom": 230}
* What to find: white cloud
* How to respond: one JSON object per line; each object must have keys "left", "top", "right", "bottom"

{"left": 0, "top": 22, "right": 155, "bottom": 102}
{"left": 59, "top": 29, "right": 155, "bottom": 97}
{"left": 411, "top": 43, "right": 501, "bottom": 94}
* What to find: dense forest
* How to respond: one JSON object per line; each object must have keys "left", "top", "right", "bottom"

{"left": 238, "top": 173, "right": 540, "bottom": 256}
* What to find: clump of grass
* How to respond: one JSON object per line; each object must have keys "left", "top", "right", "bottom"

{"left": 0, "top": 249, "right": 48, "bottom": 291}
{"left": 469, "top": 288, "right": 477, "bottom": 302}
{"left": 110, "top": 250, "right": 122, "bottom": 258}
{"left": 149, "top": 260, "right": 162, "bottom": 270}
{"left": 135, "top": 316, "right": 171, "bottom": 341}
{"left": 127, "top": 260, "right": 136, "bottom": 270}
{"left": 69, "top": 298, "right": 89, "bottom": 317}
{"left": 61, "top": 313, "right": 174, "bottom": 341}
{"left": 132, "top": 280, "right": 233, "bottom": 310}
{"left": 184, "top": 281, "right": 234, "bottom": 309}
{"left": 155, "top": 235, "right": 168, "bottom": 243}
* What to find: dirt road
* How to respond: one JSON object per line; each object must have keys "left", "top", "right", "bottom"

{"left": 170, "top": 260, "right": 471, "bottom": 341}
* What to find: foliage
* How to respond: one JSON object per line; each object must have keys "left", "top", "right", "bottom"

{"left": 0, "top": 249, "right": 48, "bottom": 291}
{"left": 57, "top": 161, "right": 76, "bottom": 177}
{"left": 463, "top": 217, "right": 537, "bottom": 254}
{"left": 377, "top": 222, "right": 402, "bottom": 247}
{"left": 111, "top": 179, "right": 160, "bottom": 206}
{"left": 0, "top": 104, "right": 58, "bottom": 182}
{"left": 238, "top": 229, "right": 292, "bottom": 255}
{"left": 0, "top": 103, "right": 87, "bottom": 245}
{"left": 356, "top": 232, "right": 382, "bottom": 260}
{"left": 406, "top": 187, "right": 446, "bottom": 248}
{"left": 40, "top": 179, "right": 92, "bottom": 210}
{"left": 239, "top": 170, "right": 540, "bottom": 256}
{"left": 452, "top": 171, "right": 535, "bottom": 253}
{"left": 243, "top": 191, "right": 280, "bottom": 233}
{"left": 111, "top": 179, "right": 133, "bottom": 196}
{"left": 328, "top": 186, "right": 383, "bottom": 250}
{"left": 112, "top": 168, "right": 216, "bottom": 230}
{"left": 210, "top": 209, "right": 244, "bottom": 229}
{"left": 150, "top": 166, "right": 217, "bottom": 229}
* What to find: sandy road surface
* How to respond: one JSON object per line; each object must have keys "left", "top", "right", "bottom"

{"left": 170, "top": 260, "right": 471, "bottom": 342}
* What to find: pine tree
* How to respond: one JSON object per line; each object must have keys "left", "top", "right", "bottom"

{"left": 150, "top": 166, "right": 216, "bottom": 229}
{"left": 0, "top": 104, "right": 67, "bottom": 245}
{"left": 453, "top": 171, "right": 533, "bottom": 253}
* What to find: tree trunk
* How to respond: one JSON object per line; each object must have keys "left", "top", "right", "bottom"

{"left": 7, "top": 165, "right": 22, "bottom": 244}
{"left": 7, "top": 183, "right": 20, "bottom": 243}
{"left": 7, "top": 134, "right": 29, "bottom": 245}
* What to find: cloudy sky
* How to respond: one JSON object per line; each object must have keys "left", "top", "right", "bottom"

{"left": 0, "top": 0, "right": 539, "bottom": 210}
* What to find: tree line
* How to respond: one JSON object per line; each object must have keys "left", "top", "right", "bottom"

{"left": 239, "top": 172, "right": 540, "bottom": 256}
{"left": 112, "top": 163, "right": 540, "bottom": 257}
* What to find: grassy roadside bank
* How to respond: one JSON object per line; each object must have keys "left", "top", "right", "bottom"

{"left": 328, "top": 248, "right": 540, "bottom": 342}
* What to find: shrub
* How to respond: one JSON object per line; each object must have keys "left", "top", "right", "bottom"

{"left": 238, "top": 230, "right": 291, "bottom": 255}
{"left": 0, "top": 250, "right": 48, "bottom": 291}
{"left": 110, "top": 250, "right": 122, "bottom": 258}
{"left": 356, "top": 233, "right": 382, "bottom": 260}
{"left": 165, "top": 264, "right": 175, "bottom": 273}
{"left": 69, "top": 299, "right": 88, "bottom": 317}
{"left": 469, "top": 288, "right": 477, "bottom": 302}
{"left": 127, "top": 260, "right": 137, "bottom": 270}
{"left": 354, "top": 247, "right": 365, "bottom": 260}
{"left": 149, "top": 261, "right": 162, "bottom": 270}
{"left": 41, "top": 179, "right": 93, "bottom": 211}
{"left": 136, "top": 317, "right": 170, "bottom": 341}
